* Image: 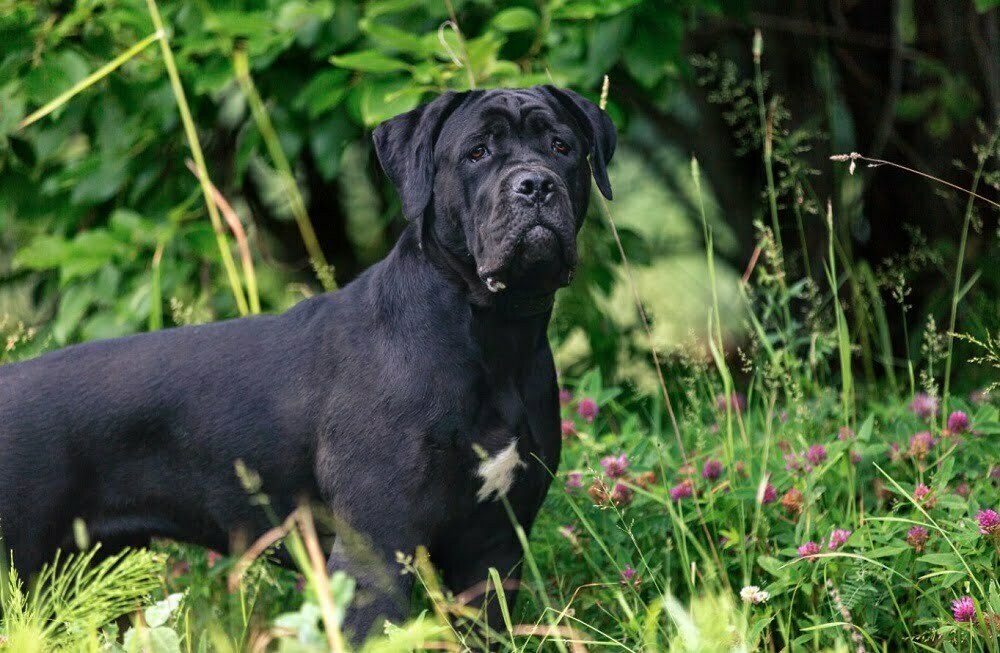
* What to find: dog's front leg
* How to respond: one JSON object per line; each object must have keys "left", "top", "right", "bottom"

{"left": 326, "top": 532, "right": 415, "bottom": 643}
{"left": 440, "top": 529, "right": 524, "bottom": 648}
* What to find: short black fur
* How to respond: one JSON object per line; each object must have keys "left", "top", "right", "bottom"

{"left": 0, "top": 85, "right": 616, "bottom": 642}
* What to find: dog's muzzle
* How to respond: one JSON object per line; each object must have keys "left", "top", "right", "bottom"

{"left": 476, "top": 168, "right": 577, "bottom": 293}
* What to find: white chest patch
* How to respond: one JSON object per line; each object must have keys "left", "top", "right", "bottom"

{"left": 476, "top": 439, "right": 526, "bottom": 503}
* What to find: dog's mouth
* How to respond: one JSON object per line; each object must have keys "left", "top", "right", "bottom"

{"left": 476, "top": 219, "right": 577, "bottom": 294}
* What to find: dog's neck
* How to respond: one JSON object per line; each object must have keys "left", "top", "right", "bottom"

{"left": 415, "top": 219, "right": 557, "bottom": 321}
{"left": 375, "top": 224, "right": 552, "bottom": 375}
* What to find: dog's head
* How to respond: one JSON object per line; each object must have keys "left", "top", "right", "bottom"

{"left": 373, "top": 86, "right": 616, "bottom": 295}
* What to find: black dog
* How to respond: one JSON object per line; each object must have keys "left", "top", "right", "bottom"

{"left": 0, "top": 85, "right": 615, "bottom": 639}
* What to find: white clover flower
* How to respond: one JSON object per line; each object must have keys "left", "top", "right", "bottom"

{"left": 740, "top": 585, "right": 770, "bottom": 605}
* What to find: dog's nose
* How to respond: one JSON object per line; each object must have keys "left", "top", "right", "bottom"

{"left": 512, "top": 170, "right": 555, "bottom": 204}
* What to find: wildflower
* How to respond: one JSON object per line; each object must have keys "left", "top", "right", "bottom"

{"left": 975, "top": 509, "right": 1000, "bottom": 538}
{"left": 827, "top": 529, "right": 852, "bottom": 551}
{"left": 784, "top": 453, "right": 804, "bottom": 473}
{"left": 947, "top": 411, "right": 970, "bottom": 433}
{"left": 797, "top": 541, "right": 822, "bottom": 561}
{"left": 952, "top": 482, "right": 971, "bottom": 499}
{"left": 807, "top": 444, "right": 827, "bottom": 466}
{"left": 577, "top": 398, "right": 599, "bottom": 422}
{"left": 838, "top": 426, "right": 854, "bottom": 441}
{"left": 560, "top": 419, "right": 575, "bottom": 438}
{"left": 850, "top": 450, "right": 862, "bottom": 465}
{"left": 906, "top": 526, "right": 929, "bottom": 552}
{"left": 619, "top": 564, "right": 640, "bottom": 586}
{"left": 559, "top": 388, "right": 573, "bottom": 405}
{"left": 913, "top": 483, "right": 936, "bottom": 508}
{"left": 669, "top": 479, "right": 694, "bottom": 501}
{"left": 760, "top": 482, "right": 778, "bottom": 505}
{"left": 610, "top": 482, "right": 633, "bottom": 507}
{"left": 587, "top": 480, "right": 608, "bottom": 504}
{"left": 991, "top": 466, "right": 1000, "bottom": 483}
{"left": 781, "top": 488, "right": 804, "bottom": 516}
{"left": 678, "top": 463, "right": 696, "bottom": 477}
{"left": 734, "top": 460, "right": 747, "bottom": 477}
{"left": 207, "top": 550, "right": 223, "bottom": 568}
{"left": 564, "top": 472, "right": 583, "bottom": 493}
{"left": 600, "top": 454, "right": 629, "bottom": 478}
{"left": 952, "top": 596, "right": 976, "bottom": 623}
{"left": 632, "top": 470, "right": 657, "bottom": 489}
{"left": 887, "top": 442, "right": 902, "bottom": 463}
{"left": 702, "top": 459, "right": 723, "bottom": 482}
{"left": 740, "top": 585, "right": 770, "bottom": 605}
{"left": 295, "top": 575, "right": 307, "bottom": 593}
{"left": 715, "top": 392, "right": 746, "bottom": 413}
{"left": 909, "top": 393, "right": 939, "bottom": 420}
{"left": 908, "top": 431, "right": 936, "bottom": 460}
{"left": 779, "top": 410, "right": 789, "bottom": 423}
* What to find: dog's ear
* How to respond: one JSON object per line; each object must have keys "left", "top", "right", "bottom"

{"left": 543, "top": 86, "right": 617, "bottom": 200}
{"left": 372, "top": 91, "right": 466, "bottom": 221}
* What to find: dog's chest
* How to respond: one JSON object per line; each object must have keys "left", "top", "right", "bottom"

{"left": 474, "top": 438, "right": 526, "bottom": 502}
{"left": 435, "top": 392, "right": 555, "bottom": 513}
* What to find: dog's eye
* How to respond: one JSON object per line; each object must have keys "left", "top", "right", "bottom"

{"left": 552, "top": 138, "right": 570, "bottom": 155}
{"left": 468, "top": 145, "right": 489, "bottom": 161}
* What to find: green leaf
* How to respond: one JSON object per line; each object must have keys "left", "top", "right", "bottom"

{"left": 124, "top": 626, "right": 182, "bottom": 653}
{"left": 488, "top": 568, "right": 514, "bottom": 634}
{"left": 14, "top": 234, "right": 70, "bottom": 270}
{"left": 330, "top": 50, "right": 411, "bottom": 73}
{"left": 358, "top": 79, "right": 426, "bottom": 127}
{"left": 295, "top": 69, "right": 351, "bottom": 118}
{"left": 867, "top": 544, "right": 910, "bottom": 559}
{"left": 491, "top": 8, "right": 539, "bottom": 32}
{"left": 361, "top": 20, "right": 431, "bottom": 56}
{"left": 274, "top": 602, "right": 325, "bottom": 646}
{"left": 145, "top": 593, "right": 184, "bottom": 628}
{"left": 857, "top": 414, "right": 874, "bottom": 442}
{"left": 747, "top": 614, "right": 775, "bottom": 647}
{"left": 757, "top": 556, "right": 788, "bottom": 579}
{"left": 70, "top": 158, "right": 129, "bottom": 205}
{"left": 53, "top": 283, "right": 96, "bottom": 344}
{"left": 58, "top": 230, "right": 126, "bottom": 282}
{"left": 974, "top": 0, "right": 999, "bottom": 11}
{"left": 327, "top": 571, "right": 355, "bottom": 627}
{"left": 917, "top": 552, "right": 961, "bottom": 567}
{"left": 551, "top": 0, "right": 643, "bottom": 20}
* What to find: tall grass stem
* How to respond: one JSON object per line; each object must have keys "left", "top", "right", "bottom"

{"left": 18, "top": 31, "right": 163, "bottom": 130}
{"left": 941, "top": 129, "right": 999, "bottom": 416}
{"left": 233, "top": 48, "right": 335, "bottom": 292}
{"left": 145, "top": 0, "right": 250, "bottom": 315}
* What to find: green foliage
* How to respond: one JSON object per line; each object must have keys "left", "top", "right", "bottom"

{"left": 0, "top": 0, "right": 738, "bottom": 352}
{"left": 0, "top": 547, "right": 164, "bottom": 651}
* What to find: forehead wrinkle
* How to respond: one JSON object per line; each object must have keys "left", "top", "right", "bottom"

{"left": 479, "top": 105, "right": 518, "bottom": 128}
{"left": 475, "top": 106, "right": 557, "bottom": 141}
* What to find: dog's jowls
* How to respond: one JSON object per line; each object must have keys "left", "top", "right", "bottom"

{"left": 0, "top": 85, "right": 615, "bottom": 641}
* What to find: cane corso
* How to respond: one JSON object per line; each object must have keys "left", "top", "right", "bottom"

{"left": 0, "top": 85, "right": 615, "bottom": 639}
